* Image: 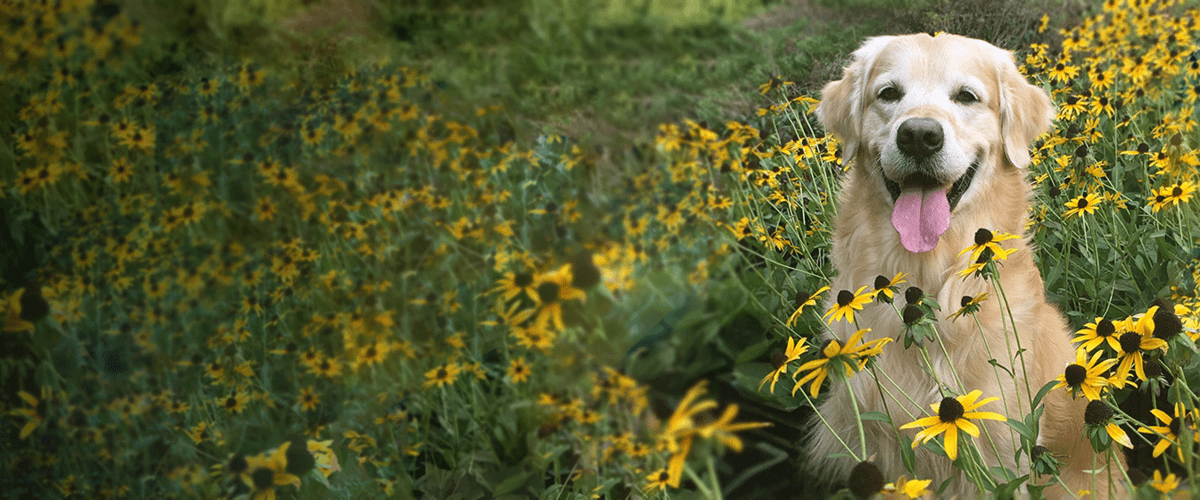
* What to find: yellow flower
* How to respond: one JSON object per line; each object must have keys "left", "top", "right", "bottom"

{"left": 759, "top": 336, "right": 808, "bottom": 394}
{"left": 1112, "top": 306, "right": 1168, "bottom": 386}
{"left": 695, "top": 403, "right": 771, "bottom": 453}
{"left": 868, "top": 272, "right": 909, "bottom": 303}
{"left": 884, "top": 475, "right": 933, "bottom": 499}
{"left": 823, "top": 286, "right": 873, "bottom": 324}
{"left": 424, "top": 363, "right": 460, "bottom": 389}
{"left": 792, "top": 328, "right": 890, "bottom": 398}
{"left": 1072, "top": 317, "right": 1121, "bottom": 352}
{"left": 1150, "top": 470, "right": 1180, "bottom": 495}
{"left": 1137, "top": 403, "right": 1200, "bottom": 461}
{"left": 899, "top": 390, "right": 1007, "bottom": 460}
{"left": 1063, "top": 192, "right": 1102, "bottom": 218}
{"left": 948, "top": 293, "right": 990, "bottom": 321}
{"left": 786, "top": 285, "right": 829, "bottom": 327}
{"left": 12, "top": 388, "right": 47, "bottom": 439}
{"left": 957, "top": 229, "right": 1019, "bottom": 264}
{"left": 1051, "top": 347, "right": 1119, "bottom": 401}
{"left": 507, "top": 357, "right": 531, "bottom": 383}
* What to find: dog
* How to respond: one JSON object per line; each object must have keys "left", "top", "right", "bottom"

{"left": 808, "top": 34, "right": 1122, "bottom": 498}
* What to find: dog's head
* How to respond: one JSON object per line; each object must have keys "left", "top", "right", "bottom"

{"left": 818, "top": 34, "right": 1054, "bottom": 253}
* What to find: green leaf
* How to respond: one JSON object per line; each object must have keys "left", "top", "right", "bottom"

{"left": 858, "top": 411, "right": 891, "bottom": 424}
{"left": 993, "top": 474, "right": 1030, "bottom": 500}
{"left": 900, "top": 435, "right": 916, "bottom": 476}
{"left": 492, "top": 471, "right": 531, "bottom": 496}
{"left": 735, "top": 337, "right": 773, "bottom": 365}
{"left": 1031, "top": 380, "right": 1058, "bottom": 409}
{"left": 1005, "top": 419, "right": 1035, "bottom": 441}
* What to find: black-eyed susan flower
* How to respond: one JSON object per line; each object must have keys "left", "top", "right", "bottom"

{"left": 958, "top": 229, "right": 1019, "bottom": 264}
{"left": 532, "top": 264, "right": 587, "bottom": 331}
{"left": 3, "top": 288, "right": 36, "bottom": 333}
{"left": 1051, "top": 347, "right": 1119, "bottom": 401}
{"left": 219, "top": 389, "right": 250, "bottom": 414}
{"left": 757, "top": 75, "right": 793, "bottom": 95}
{"left": 12, "top": 388, "right": 48, "bottom": 439}
{"left": 1073, "top": 318, "right": 1121, "bottom": 352}
{"left": 424, "top": 362, "right": 459, "bottom": 388}
{"left": 695, "top": 403, "right": 771, "bottom": 452}
{"left": 759, "top": 336, "right": 808, "bottom": 394}
{"left": 868, "top": 272, "right": 909, "bottom": 304}
{"left": 823, "top": 286, "right": 872, "bottom": 325}
{"left": 1083, "top": 399, "right": 1132, "bottom": 451}
{"left": 1063, "top": 192, "right": 1102, "bottom": 218}
{"left": 884, "top": 475, "right": 933, "bottom": 499}
{"left": 1113, "top": 307, "right": 1167, "bottom": 385}
{"left": 1149, "top": 470, "right": 1180, "bottom": 495}
{"left": 240, "top": 442, "right": 302, "bottom": 500}
{"left": 644, "top": 468, "right": 674, "bottom": 492}
{"left": 847, "top": 461, "right": 885, "bottom": 499}
{"left": 793, "top": 329, "right": 891, "bottom": 398}
{"left": 786, "top": 285, "right": 829, "bottom": 327}
{"left": 1136, "top": 403, "right": 1199, "bottom": 461}
{"left": 507, "top": 357, "right": 530, "bottom": 383}
{"left": 948, "top": 293, "right": 990, "bottom": 321}
{"left": 493, "top": 270, "right": 537, "bottom": 302}
{"left": 899, "top": 390, "right": 1006, "bottom": 460}
{"left": 298, "top": 387, "right": 319, "bottom": 412}
{"left": 1160, "top": 181, "right": 1195, "bottom": 207}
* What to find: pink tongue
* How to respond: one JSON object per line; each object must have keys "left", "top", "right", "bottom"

{"left": 891, "top": 186, "right": 951, "bottom": 253}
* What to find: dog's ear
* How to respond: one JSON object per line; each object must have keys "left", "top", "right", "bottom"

{"left": 997, "top": 51, "right": 1054, "bottom": 169}
{"left": 818, "top": 36, "right": 894, "bottom": 167}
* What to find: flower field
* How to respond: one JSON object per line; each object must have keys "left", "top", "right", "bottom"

{"left": 1, "top": 0, "right": 1198, "bottom": 499}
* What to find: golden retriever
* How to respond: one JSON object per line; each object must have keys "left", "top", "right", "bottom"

{"left": 809, "top": 34, "right": 1122, "bottom": 498}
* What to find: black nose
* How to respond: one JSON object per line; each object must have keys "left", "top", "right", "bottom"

{"left": 896, "top": 118, "right": 944, "bottom": 159}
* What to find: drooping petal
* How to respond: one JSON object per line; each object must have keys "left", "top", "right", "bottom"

{"left": 943, "top": 425, "right": 959, "bottom": 460}
{"left": 957, "top": 418, "right": 981, "bottom": 438}
{"left": 1106, "top": 423, "right": 1133, "bottom": 449}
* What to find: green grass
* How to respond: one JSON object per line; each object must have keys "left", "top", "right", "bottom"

{"left": 1, "top": 0, "right": 1198, "bottom": 499}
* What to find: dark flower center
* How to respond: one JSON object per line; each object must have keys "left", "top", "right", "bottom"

{"left": 1118, "top": 331, "right": 1143, "bottom": 354}
{"left": 902, "top": 304, "right": 923, "bottom": 325}
{"left": 436, "top": 368, "right": 448, "bottom": 379}
{"left": 225, "top": 396, "right": 237, "bottom": 409}
{"left": 285, "top": 439, "right": 316, "bottom": 475}
{"left": 771, "top": 352, "right": 789, "bottom": 369}
{"left": 1174, "top": 186, "right": 1184, "bottom": 197}
{"left": 1064, "top": 364, "right": 1087, "bottom": 386}
{"left": 514, "top": 272, "right": 533, "bottom": 288}
{"left": 1169, "top": 417, "right": 1182, "bottom": 437}
{"left": 1084, "top": 400, "right": 1113, "bottom": 426}
{"left": 1153, "top": 305, "right": 1182, "bottom": 339}
{"left": 938, "top": 396, "right": 964, "bottom": 423}
{"left": 836, "top": 290, "right": 854, "bottom": 307}
{"left": 228, "top": 454, "right": 248, "bottom": 474}
{"left": 1096, "top": 319, "right": 1116, "bottom": 337}
{"left": 250, "top": 467, "right": 275, "bottom": 490}
{"left": 658, "top": 470, "right": 670, "bottom": 482}
{"left": 974, "top": 228, "right": 993, "bottom": 245}
{"left": 1077, "top": 198, "right": 1089, "bottom": 209}
{"left": 366, "top": 346, "right": 377, "bottom": 358}
{"left": 818, "top": 339, "right": 835, "bottom": 359}
{"left": 960, "top": 295, "right": 974, "bottom": 308}
{"left": 874, "top": 275, "right": 890, "bottom": 291}
{"left": 847, "top": 461, "right": 884, "bottom": 500}
{"left": 904, "top": 286, "right": 923, "bottom": 305}
{"left": 795, "top": 291, "right": 812, "bottom": 308}
{"left": 537, "top": 282, "right": 560, "bottom": 303}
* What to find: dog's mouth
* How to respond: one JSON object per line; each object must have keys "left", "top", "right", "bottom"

{"left": 883, "top": 159, "right": 981, "bottom": 212}
{"left": 884, "top": 158, "right": 982, "bottom": 253}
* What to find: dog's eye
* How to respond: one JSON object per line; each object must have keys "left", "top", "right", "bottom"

{"left": 878, "top": 86, "right": 902, "bottom": 102}
{"left": 955, "top": 89, "right": 978, "bottom": 104}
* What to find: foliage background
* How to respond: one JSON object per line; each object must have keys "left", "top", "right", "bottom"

{"left": 1, "top": 0, "right": 1197, "bottom": 499}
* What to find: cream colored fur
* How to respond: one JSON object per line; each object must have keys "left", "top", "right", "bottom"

{"left": 808, "top": 34, "right": 1124, "bottom": 499}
